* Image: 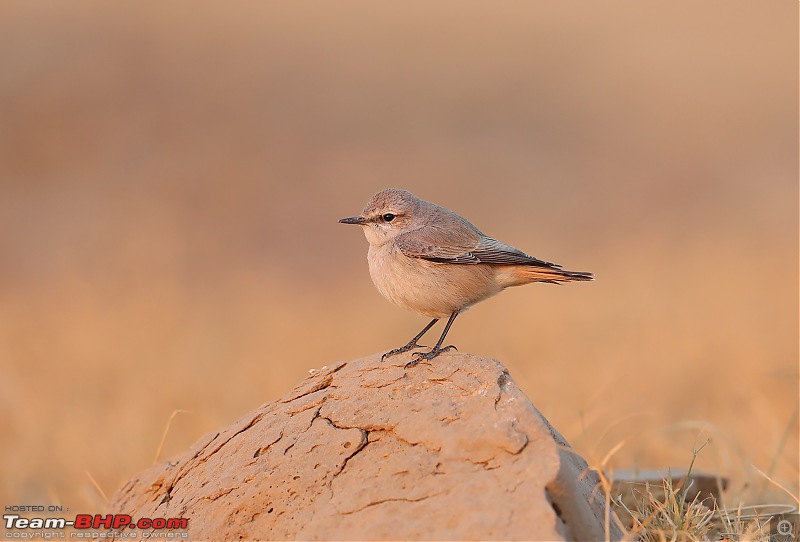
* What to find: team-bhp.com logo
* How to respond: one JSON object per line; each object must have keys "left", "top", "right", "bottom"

{"left": 4, "top": 513, "right": 188, "bottom": 537}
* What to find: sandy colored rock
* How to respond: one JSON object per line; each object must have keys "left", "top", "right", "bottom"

{"left": 109, "top": 352, "right": 622, "bottom": 540}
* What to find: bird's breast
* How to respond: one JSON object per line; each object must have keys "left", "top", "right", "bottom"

{"left": 366, "top": 243, "right": 501, "bottom": 318}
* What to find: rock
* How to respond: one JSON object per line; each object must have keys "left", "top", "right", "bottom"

{"left": 109, "top": 353, "right": 622, "bottom": 540}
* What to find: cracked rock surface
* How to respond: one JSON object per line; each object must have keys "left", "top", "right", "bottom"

{"left": 109, "top": 352, "right": 620, "bottom": 540}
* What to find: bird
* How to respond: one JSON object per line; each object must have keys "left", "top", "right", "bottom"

{"left": 339, "top": 188, "right": 593, "bottom": 367}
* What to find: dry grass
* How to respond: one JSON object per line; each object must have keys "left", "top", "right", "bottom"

{"left": 609, "top": 441, "right": 799, "bottom": 541}
{"left": 0, "top": 1, "right": 796, "bottom": 519}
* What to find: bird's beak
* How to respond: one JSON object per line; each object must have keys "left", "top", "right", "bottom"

{"left": 338, "top": 216, "right": 367, "bottom": 225}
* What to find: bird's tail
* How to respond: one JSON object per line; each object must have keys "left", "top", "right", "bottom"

{"left": 498, "top": 264, "right": 594, "bottom": 287}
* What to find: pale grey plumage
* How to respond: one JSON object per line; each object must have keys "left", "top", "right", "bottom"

{"left": 339, "top": 188, "right": 592, "bottom": 366}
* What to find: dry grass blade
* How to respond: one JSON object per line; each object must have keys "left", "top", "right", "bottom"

{"left": 153, "top": 409, "right": 192, "bottom": 466}
{"left": 85, "top": 471, "right": 108, "bottom": 503}
{"left": 751, "top": 465, "right": 800, "bottom": 506}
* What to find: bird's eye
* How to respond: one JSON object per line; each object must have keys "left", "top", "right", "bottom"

{"left": 382, "top": 213, "right": 396, "bottom": 222}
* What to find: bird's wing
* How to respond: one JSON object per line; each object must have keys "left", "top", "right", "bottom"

{"left": 395, "top": 224, "right": 482, "bottom": 263}
{"left": 397, "top": 226, "right": 559, "bottom": 269}
{"left": 471, "top": 237, "right": 560, "bottom": 268}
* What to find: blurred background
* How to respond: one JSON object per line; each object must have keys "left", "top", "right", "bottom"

{"left": 0, "top": 2, "right": 796, "bottom": 510}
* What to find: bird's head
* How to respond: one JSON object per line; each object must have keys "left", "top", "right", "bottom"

{"left": 339, "top": 188, "right": 425, "bottom": 245}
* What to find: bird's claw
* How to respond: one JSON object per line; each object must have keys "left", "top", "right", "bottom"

{"left": 381, "top": 341, "right": 427, "bottom": 361}
{"left": 404, "top": 345, "right": 457, "bottom": 368}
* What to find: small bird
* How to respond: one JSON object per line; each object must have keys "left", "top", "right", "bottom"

{"left": 339, "top": 188, "right": 593, "bottom": 367}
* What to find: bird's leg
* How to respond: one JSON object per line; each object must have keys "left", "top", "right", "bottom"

{"left": 382, "top": 318, "right": 439, "bottom": 361}
{"left": 406, "top": 311, "right": 460, "bottom": 368}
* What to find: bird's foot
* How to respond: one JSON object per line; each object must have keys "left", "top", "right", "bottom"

{"left": 381, "top": 341, "right": 427, "bottom": 361}
{"left": 404, "top": 345, "right": 457, "bottom": 368}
